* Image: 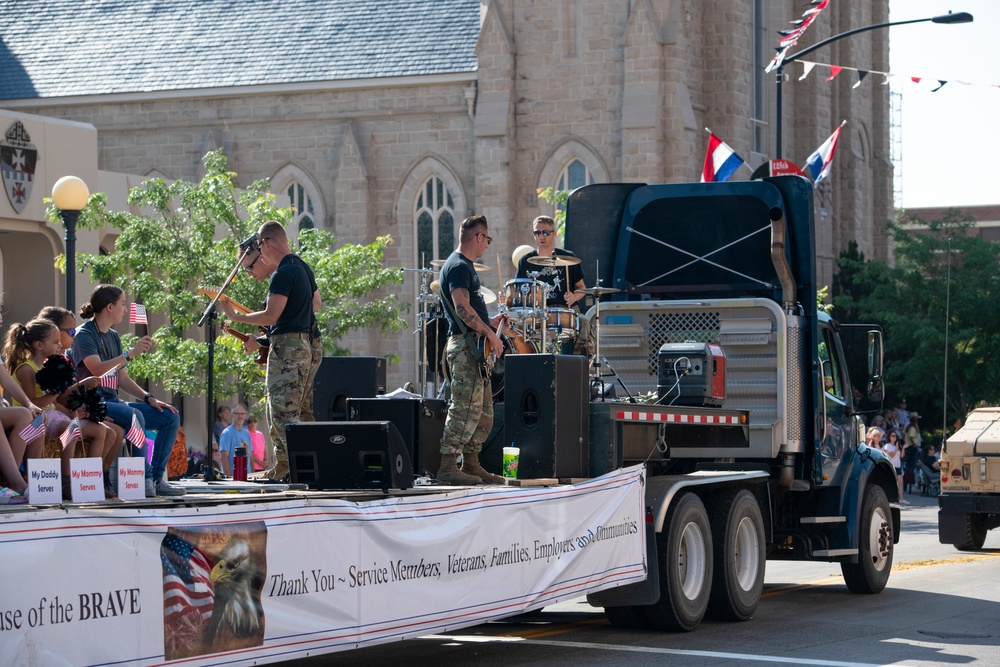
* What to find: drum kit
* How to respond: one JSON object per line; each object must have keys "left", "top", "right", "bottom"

{"left": 406, "top": 250, "right": 620, "bottom": 400}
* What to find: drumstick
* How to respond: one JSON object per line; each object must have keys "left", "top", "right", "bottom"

{"left": 565, "top": 265, "right": 570, "bottom": 303}
{"left": 497, "top": 254, "right": 504, "bottom": 295}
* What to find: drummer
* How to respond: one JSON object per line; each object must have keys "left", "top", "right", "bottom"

{"left": 515, "top": 215, "right": 593, "bottom": 356}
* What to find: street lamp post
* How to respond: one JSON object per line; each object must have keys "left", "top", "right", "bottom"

{"left": 774, "top": 11, "right": 972, "bottom": 159}
{"left": 52, "top": 175, "right": 90, "bottom": 315}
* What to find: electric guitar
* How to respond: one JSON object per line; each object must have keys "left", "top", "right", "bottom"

{"left": 197, "top": 287, "right": 253, "bottom": 314}
{"left": 479, "top": 320, "right": 505, "bottom": 378}
{"left": 220, "top": 322, "right": 269, "bottom": 365}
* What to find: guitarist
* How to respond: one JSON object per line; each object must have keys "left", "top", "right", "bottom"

{"left": 438, "top": 215, "right": 507, "bottom": 485}
{"left": 219, "top": 221, "right": 316, "bottom": 481}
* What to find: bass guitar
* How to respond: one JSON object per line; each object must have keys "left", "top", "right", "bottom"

{"left": 220, "top": 322, "right": 269, "bottom": 365}
{"left": 479, "top": 320, "right": 505, "bottom": 379}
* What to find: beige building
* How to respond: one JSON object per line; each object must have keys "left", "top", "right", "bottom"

{"left": 1, "top": 0, "right": 892, "bottom": 430}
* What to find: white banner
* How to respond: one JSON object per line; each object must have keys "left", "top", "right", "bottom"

{"left": 0, "top": 465, "right": 645, "bottom": 666}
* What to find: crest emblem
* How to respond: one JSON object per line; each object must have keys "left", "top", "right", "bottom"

{"left": 1, "top": 121, "right": 38, "bottom": 214}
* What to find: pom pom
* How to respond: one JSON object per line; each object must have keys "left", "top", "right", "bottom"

{"left": 36, "top": 354, "right": 76, "bottom": 395}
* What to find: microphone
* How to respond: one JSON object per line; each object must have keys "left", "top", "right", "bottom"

{"left": 239, "top": 232, "right": 260, "bottom": 252}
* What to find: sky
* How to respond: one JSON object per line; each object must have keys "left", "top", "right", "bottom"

{"left": 888, "top": 0, "right": 1000, "bottom": 209}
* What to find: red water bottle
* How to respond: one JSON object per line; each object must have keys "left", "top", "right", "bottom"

{"left": 233, "top": 445, "right": 248, "bottom": 482}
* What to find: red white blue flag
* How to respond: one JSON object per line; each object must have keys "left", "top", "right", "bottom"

{"left": 100, "top": 371, "right": 119, "bottom": 391}
{"left": 805, "top": 121, "right": 846, "bottom": 185}
{"left": 130, "top": 303, "right": 147, "bottom": 325}
{"left": 126, "top": 410, "right": 146, "bottom": 448}
{"left": 701, "top": 132, "right": 744, "bottom": 183}
{"left": 18, "top": 412, "right": 46, "bottom": 444}
{"left": 161, "top": 533, "right": 215, "bottom": 628}
{"left": 59, "top": 418, "right": 82, "bottom": 449}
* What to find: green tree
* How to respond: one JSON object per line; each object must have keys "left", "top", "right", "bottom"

{"left": 536, "top": 187, "right": 570, "bottom": 240}
{"left": 49, "top": 150, "right": 407, "bottom": 404}
{"left": 834, "top": 209, "right": 1000, "bottom": 435}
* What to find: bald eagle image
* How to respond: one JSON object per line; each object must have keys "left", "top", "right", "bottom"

{"left": 204, "top": 537, "right": 264, "bottom": 643}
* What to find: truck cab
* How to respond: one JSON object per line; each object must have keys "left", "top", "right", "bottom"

{"left": 567, "top": 176, "right": 900, "bottom": 631}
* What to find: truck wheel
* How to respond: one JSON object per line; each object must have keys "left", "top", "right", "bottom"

{"left": 645, "top": 493, "right": 712, "bottom": 632}
{"left": 841, "top": 483, "right": 893, "bottom": 594}
{"left": 604, "top": 605, "right": 651, "bottom": 630}
{"left": 708, "top": 489, "right": 765, "bottom": 621}
{"left": 955, "top": 514, "right": 988, "bottom": 551}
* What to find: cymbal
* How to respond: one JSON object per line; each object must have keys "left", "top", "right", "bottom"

{"left": 429, "top": 259, "right": 490, "bottom": 272}
{"left": 573, "top": 286, "right": 621, "bottom": 297}
{"left": 480, "top": 286, "right": 497, "bottom": 305}
{"left": 527, "top": 255, "right": 581, "bottom": 268}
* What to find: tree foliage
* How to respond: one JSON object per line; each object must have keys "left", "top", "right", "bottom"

{"left": 48, "top": 150, "right": 407, "bottom": 404}
{"left": 833, "top": 210, "right": 1000, "bottom": 434}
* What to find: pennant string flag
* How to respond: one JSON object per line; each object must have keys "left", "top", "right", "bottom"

{"left": 701, "top": 129, "right": 745, "bottom": 183}
{"left": 825, "top": 66, "right": 843, "bottom": 82}
{"left": 18, "top": 412, "right": 46, "bottom": 444}
{"left": 931, "top": 80, "right": 948, "bottom": 93}
{"left": 765, "top": 0, "right": 829, "bottom": 73}
{"left": 853, "top": 71, "right": 869, "bottom": 89}
{"left": 805, "top": 121, "right": 846, "bottom": 185}
{"left": 798, "top": 62, "right": 816, "bottom": 81}
{"left": 130, "top": 303, "right": 148, "bottom": 325}
{"left": 795, "top": 59, "right": 1000, "bottom": 91}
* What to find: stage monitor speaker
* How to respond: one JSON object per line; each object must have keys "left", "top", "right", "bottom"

{"left": 313, "top": 357, "right": 387, "bottom": 421}
{"left": 285, "top": 421, "right": 413, "bottom": 491}
{"left": 504, "top": 354, "right": 589, "bottom": 479}
{"left": 347, "top": 398, "right": 447, "bottom": 476}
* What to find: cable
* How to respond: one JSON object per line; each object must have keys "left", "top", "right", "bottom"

{"left": 654, "top": 356, "right": 691, "bottom": 405}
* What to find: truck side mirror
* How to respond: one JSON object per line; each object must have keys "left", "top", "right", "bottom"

{"left": 867, "top": 330, "right": 884, "bottom": 403}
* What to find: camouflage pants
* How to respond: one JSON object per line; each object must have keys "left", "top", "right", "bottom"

{"left": 298, "top": 335, "right": 323, "bottom": 423}
{"left": 266, "top": 333, "right": 314, "bottom": 464}
{"left": 440, "top": 335, "right": 493, "bottom": 456}
{"left": 572, "top": 314, "right": 594, "bottom": 357}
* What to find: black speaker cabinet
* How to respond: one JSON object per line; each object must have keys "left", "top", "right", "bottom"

{"left": 347, "top": 398, "right": 447, "bottom": 476}
{"left": 313, "top": 357, "right": 387, "bottom": 421}
{"left": 285, "top": 421, "right": 413, "bottom": 491}
{"left": 504, "top": 354, "right": 589, "bottom": 479}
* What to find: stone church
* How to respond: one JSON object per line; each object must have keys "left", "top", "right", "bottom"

{"left": 0, "top": 0, "right": 891, "bottom": 441}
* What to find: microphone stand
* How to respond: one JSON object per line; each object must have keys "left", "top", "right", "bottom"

{"left": 198, "top": 247, "right": 255, "bottom": 481}
{"left": 601, "top": 354, "right": 636, "bottom": 403}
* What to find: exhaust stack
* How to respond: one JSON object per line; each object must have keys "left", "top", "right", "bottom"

{"left": 769, "top": 207, "right": 796, "bottom": 314}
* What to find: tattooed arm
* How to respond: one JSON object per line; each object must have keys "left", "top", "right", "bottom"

{"left": 451, "top": 287, "right": 503, "bottom": 358}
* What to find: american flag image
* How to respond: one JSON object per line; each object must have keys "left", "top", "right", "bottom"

{"left": 130, "top": 302, "right": 148, "bottom": 324}
{"left": 161, "top": 533, "right": 215, "bottom": 642}
{"left": 18, "top": 412, "right": 46, "bottom": 443}
{"left": 59, "top": 418, "right": 82, "bottom": 449}
{"left": 100, "top": 371, "right": 119, "bottom": 391}
{"left": 126, "top": 410, "right": 145, "bottom": 448}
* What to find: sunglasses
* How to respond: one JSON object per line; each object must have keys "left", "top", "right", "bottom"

{"left": 243, "top": 254, "right": 260, "bottom": 273}
{"left": 61, "top": 327, "right": 77, "bottom": 337}
{"left": 533, "top": 230, "right": 554, "bottom": 237}
{"left": 477, "top": 232, "right": 493, "bottom": 245}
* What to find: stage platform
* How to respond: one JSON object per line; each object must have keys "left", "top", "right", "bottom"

{"left": 0, "top": 466, "right": 646, "bottom": 667}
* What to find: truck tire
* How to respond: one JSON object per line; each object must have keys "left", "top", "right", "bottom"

{"left": 841, "top": 483, "right": 893, "bottom": 594}
{"left": 645, "top": 492, "right": 712, "bottom": 632}
{"left": 707, "top": 489, "right": 765, "bottom": 621}
{"left": 604, "top": 605, "right": 651, "bottom": 630}
{"left": 955, "top": 514, "right": 988, "bottom": 551}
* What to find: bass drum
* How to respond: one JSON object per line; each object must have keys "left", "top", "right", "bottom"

{"left": 491, "top": 331, "right": 539, "bottom": 402}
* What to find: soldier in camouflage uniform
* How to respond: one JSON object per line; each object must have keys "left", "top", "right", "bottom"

{"left": 438, "top": 215, "right": 508, "bottom": 485}
{"left": 221, "top": 220, "right": 317, "bottom": 480}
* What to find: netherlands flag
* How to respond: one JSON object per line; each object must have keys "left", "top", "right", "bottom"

{"left": 805, "top": 121, "right": 846, "bottom": 185}
{"left": 700, "top": 131, "right": 744, "bottom": 183}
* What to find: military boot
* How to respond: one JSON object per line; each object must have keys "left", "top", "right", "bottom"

{"left": 461, "top": 451, "right": 506, "bottom": 485}
{"left": 436, "top": 453, "right": 481, "bottom": 485}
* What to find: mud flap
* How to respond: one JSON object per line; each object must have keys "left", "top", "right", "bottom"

{"left": 588, "top": 515, "right": 660, "bottom": 607}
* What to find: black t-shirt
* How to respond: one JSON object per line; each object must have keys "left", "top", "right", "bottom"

{"left": 515, "top": 248, "right": 585, "bottom": 307}
{"left": 287, "top": 253, "right": 321, "bottom": 338}
{"left": 70, "top": 319, "right": 122, "bottom": 400}
{"left": 268, "top": 254, "right": 313, "bottom": 336}
{"left": 441, "top": 251, "right": 489, "bottom": 336}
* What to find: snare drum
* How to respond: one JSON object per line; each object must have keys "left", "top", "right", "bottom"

{"left": 503, "top": 278, "right": 546, "bottom": 311}
{"left": 545, "top": 308, "right": 579, "bottom": 339}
